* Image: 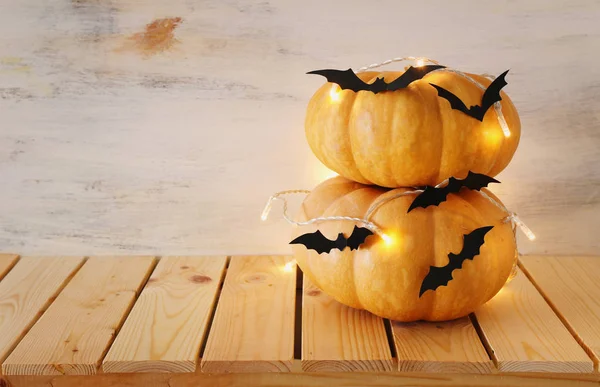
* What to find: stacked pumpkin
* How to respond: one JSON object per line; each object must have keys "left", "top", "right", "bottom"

{"left": 289, "top": 61, "right": 521, "bottom": 322}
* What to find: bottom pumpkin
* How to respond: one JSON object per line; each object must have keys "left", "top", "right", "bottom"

{"left": 290, "top": 176, "right": 517, "bottom": 322}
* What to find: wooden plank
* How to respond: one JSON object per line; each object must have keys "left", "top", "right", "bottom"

{"left": 392, "top": 317, "right": 494, "bottom": 373}
{"left": 102, "top": 256, "right": 227, "bottom": 373}
{"left": 0, "top": 254, "right": 19, "bottom": 280}
{"left": 474, "top": 268, "right": 593, "bottom": 373}
{"left": 201, "top": 256, "right": 296, "bottom": 373}
{"left": 2, "top": 256, "right": 156, "bottom": 375}
{"left": 3, "top": 369, "right": 600, "bottom": 387}
{"left": 520, "top": 256, "right": 600, "bottom": 369}
{"left": 301, "top": 276, "right": 393, "bottom": 372}
{"left": 0, "top": 257, "right": 84, "bottom": 366}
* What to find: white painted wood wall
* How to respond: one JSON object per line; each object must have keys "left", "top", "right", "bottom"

{"left": 0, "top": 0, "right": 599, "bottom": 256}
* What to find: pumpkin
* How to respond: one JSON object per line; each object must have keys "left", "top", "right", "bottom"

{"left": 291, "top": 176, "right": 517, "bottom": 322}
{"left": 305, "top": 69, "right": 521, "bottom": 188}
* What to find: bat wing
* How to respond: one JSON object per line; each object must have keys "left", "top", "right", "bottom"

{"left": 407, "top": 185, "right": 449, "bottom": 212}
{"left": 407, "top": 173, "right": 499, "bottom": 213}
{"left": 345, "top": 226, "right": 374, "bottom": 250}
{"left": 450, "top": 226, "right": 494, "bottom": 263}
{"left": 419, "top": 226, "right": 493, "bottom": 297}
{"left": 430, "top": 84, "right": 470, "bottom": 115}
{"left": 461, "top": 171, "right": 500, "bottom": 191}
{"left": 474, "top": 70, "right": 509, "bottom": 120}
{"left": 307, "top": 68, "right": 386, "bottom": 93}
{"left": 290, "top": 230, "right": 337, "bottom": 254}
{"left": 419, "top": 265, "right": 456, "bottom": 297}
{"left": 385, "top": 65, "right": 445, "bottom": 91}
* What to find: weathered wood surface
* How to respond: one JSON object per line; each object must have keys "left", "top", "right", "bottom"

{"left": 0, "top": 0, "right": 599, "bottom": 256}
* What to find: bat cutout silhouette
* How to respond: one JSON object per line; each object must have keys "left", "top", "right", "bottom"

{"left": 429, "top": 70, "right": 509, "bottom": 121}
{"left": 407, "top": 171, "right": 499, "bottom": 213}
{"left": 419, "top": 226, "right": 493, "bottom": 297}
{"left": 289, "top": 225, "right": 374, "bottom": 254}
{"left": 307, "top": 65, "right": 446, "bottom": 94}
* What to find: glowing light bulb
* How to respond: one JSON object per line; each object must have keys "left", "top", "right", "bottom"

{"left": 483, "top": 128, "right": 503, "bottom": 148}
{"left": 381, "top": 233, "right": 393, "bottom": 246}
{"left": 512, "top": 215, "right": 536, "bottom": 241}
{"left": 329, "top": 84, "right": 341, "bottom": 102}
{"left": 414, "top": 58, "right": 425, "bottom": 67}
{"left": 283, "top": 260, "right": 296, "bottom": 273}
{"left": 497, "top": 110, "right": 511, "bottom": 138}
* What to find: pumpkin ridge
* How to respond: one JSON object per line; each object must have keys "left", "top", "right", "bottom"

{"left": 427, "top": 82, "right": 445, "bottom": 186}
{"left": 439, "top": 192, "right": 493, "bottom": 320}
{"left": 352, "top": 187, "right": 405, "bottom": 312}
{"left": 321, "top": 186, "right": 374, "bottom": 309}
{"left": 426, "top": 191, "right": 440, "bottom": 320}
{"left": 345, "top": 90, "right": 363, "bottom": 184}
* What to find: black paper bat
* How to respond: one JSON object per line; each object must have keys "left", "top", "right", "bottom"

{"left": 307, "top": 65, "right": 446, "bottom": 94}
{"left": 289, "top": 225, "right": 373, "bottom": 254}
{"left": 419, "top": 226, "right": 493, "bottom": 297}
{"left": 407, "top": 171, "right": 499, "bottom": 213}
{"left": 429, "top": 70, "right": 509, "bottom": 121}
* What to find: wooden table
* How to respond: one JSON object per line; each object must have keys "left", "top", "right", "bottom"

{"left": 0, "top": 254, "right": 599, "bottom": 386}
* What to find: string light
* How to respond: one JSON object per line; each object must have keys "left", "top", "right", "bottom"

{"left": 260, "top": 200, "right": 272, "bottom": 221}
{"left": 497, "top": 111, "right": 512, "bottom": 138}
{"left": 381, "top": 233, "right": 394, "bottom": 246}
{"left": 283, "top": 260, "right": 296, "bottom": 272}
{"left": 264, "top": 186, "right": 536, "bottom": 245}
{"left": 511, "top": 214, "right": 536, "bottom": 241}
{"left": 357, "top": 56, "right": 512, "bottom": 138}
{"left": 329, "top": 84, "right": 341, "bottom": 102}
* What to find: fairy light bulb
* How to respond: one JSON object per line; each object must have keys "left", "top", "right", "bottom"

{"left": 283, "top": 260, "right": 296, "bottom": 272}
{"left": 497, "top": 111, "right": 511, "bottom": 138}
{"left": 517, "top": 219, "right": 536, "bottom": 241}
{"left": 381, "top": 233, "right": 393, "bottom": 246}
{"left": 414, "top": 58, "right": 426, "bottom": 67}
{"left": 329, "top": 84, "right": 341, "bottom": 102}
{"left": 261, "top": 198, "right": 273, "bottom": 221}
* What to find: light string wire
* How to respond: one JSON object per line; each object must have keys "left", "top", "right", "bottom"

{"left": 262, "top": 180, "right": 536, "bottom": 243}
{"left": 261, "top": 189, "right": 389, "bottom": 240}
{"left": 356, "top": 56, "right": 511, "bottom": 138}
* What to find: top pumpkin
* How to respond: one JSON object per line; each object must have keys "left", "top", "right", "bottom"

{"left": 305, "top": 68, "right": 521, "bottom": 188}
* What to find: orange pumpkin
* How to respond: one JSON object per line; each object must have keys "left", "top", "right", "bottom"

{"left": 305, "top": 69, "right": 521, "bottom": 188}
{"left": 291, "top": 176, "right": 517, "bottom": 322}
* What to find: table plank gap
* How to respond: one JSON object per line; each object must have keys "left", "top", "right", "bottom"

{"left": 519, "top": 256, "right": 600, "bottom": 371}
{"left": 474, "top": 267, "right": 594, "bottom": 373}
{"left": 0, "top": 257, "right": 85, "bottom": 371}
{"left": 201, "top": 256, "right": 296, "bottom": 373}
{"left": 301, "top": 276, "right": 393, "bottom": 372}
{"left": 0, "top": 254, "right": 20, "bottom": 281}
{"left": 2, "top": 256, "right": 156, "bottom": 375}
{"left": 102, "top": 256, "right": 227, "bottom": 373}
{"left": 197, "top": 256, "right": 230, "bottom": 359}
{"left": 392, "top": 316, "right": 494, "bottom": 373}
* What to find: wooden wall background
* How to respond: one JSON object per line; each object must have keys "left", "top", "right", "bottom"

{"left": 0, "top": 0, "right": 598, "bottom": 256}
